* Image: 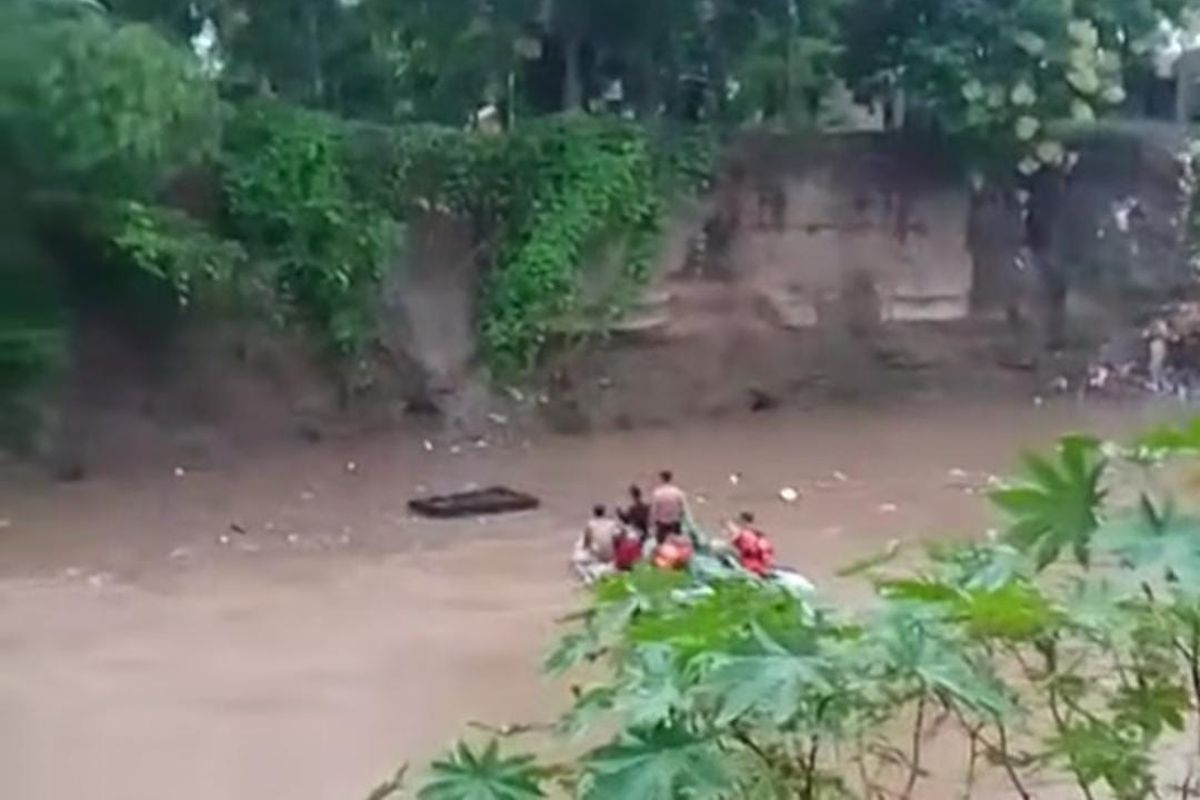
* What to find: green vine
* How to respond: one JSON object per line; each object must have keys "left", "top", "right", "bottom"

{"left": 107, "top": 200, "right": 246, "bottom": 306}
{"left": 481, "top": 120, "right": 662, "bottom": 375}
{"left": 221, "top": 101, "right": 398, "bottom": 356}
{"left": 76, "top": 105, "right": 717, "bottom": 376}
{"left": 348, "top": 115, "right": 715, "bottom": 377}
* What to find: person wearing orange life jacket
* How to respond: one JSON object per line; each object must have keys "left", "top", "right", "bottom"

{"left": 652, "top": 532, "right": 694, "bottom": 571}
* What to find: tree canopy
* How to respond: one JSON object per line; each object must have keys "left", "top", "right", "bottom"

{"left": 0, "top": 0, "right": 1197, "bottom": 450}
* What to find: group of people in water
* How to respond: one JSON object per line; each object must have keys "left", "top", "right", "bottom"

{"left": 571, "top": 470, "right": 776, "bottom": 584}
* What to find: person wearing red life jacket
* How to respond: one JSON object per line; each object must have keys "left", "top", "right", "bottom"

{"left": 727, "top": 511, "right": 775, "bottom": 577}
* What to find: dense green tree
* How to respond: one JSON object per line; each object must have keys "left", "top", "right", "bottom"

{"left": 839, "top": 0, "right": 1191, "bottom": 169}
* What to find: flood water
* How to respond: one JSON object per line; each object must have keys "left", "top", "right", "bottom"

{"left": 0, "top": 398, "right": 1174, "bottom": 800}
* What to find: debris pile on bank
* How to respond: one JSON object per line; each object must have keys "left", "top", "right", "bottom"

{"left": 1069, "top": 302, "right": 1200, "bottom": 400}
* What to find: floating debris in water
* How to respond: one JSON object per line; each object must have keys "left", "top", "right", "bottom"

{"left": 346, "top": 461, "right": 358, "bottom": 473}
{"left": 423, "top": 439, "right": 435, "bottom": 452}
{"left": 779, "top": 487, "right": 800, "bottom": 503}
{"left": 728, "top": 472, "right": 741, "bottom": 486}
{"left": 475, "top": 439, "right": 489, "bottom": 449}
{"left": 300, "top": 491, "right": 315, "bottom": 501}
{"left": 218, "top": 534, "right": 231, "bottom": 545}
{"left": 487, "top": 413, "right": 509, "bottom": 426}
{"left": 947, "top": 468, "right": 968, "bottom": 480}
{"left": 168, "top": 547, "right": 191, "bottom": 561}
{"left": 878, "top": 503, "right": 898, "bottom": 513}
{"left": 286, "top": 533, "right": 300, "bottom": 545}
{"left": 174, "top": 466, "right": 186, "bottom": 477}
{"left": 87, "top": 573, "right": 113, "bottom": 589}
{"left": 1033, "top": 395, "right": 1044, "bottom": 407}
{"left": 832, "top": 470, "right": 849, "bottom": 483}
{"left": 0, "top": 518, "right": 10, "bottom": 530}
{"left": 450, "top": 445, "right": 462, "bottom": 455}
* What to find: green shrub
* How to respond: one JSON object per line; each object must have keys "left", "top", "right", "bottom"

{"left": 221, "top": 101, "right": 398, "bottom": 356}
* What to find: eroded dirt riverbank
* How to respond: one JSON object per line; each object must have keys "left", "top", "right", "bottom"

{"left": 0, "top": 398, "right": 1176, "bottom": 800}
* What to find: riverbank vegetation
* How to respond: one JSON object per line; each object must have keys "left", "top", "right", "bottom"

{"left": 0, "top": 0, "right": 1194, "bottom": 448}
{"left": 401, "top": 419, "right": 1200, "bottom": 800}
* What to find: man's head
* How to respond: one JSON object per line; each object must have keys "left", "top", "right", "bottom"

{"left": 629, "top": 485, "right": 642, "bottom": 501}
{"left": 659, "top": 470, "right": 673, "bottom": 484}
{"left": 739, "top": 511, "right": 755, "bottom": 525}
{"left": 593, "top": 504, "right": 606, "bottom": 518}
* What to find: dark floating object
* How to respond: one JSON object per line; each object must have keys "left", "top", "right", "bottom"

{"left": 408, "top": 486, "right": 540, "bottom": 519}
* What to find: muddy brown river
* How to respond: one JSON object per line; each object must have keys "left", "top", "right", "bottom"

{"left": 0, "top": 398, "right": 1174, "bottom": 799}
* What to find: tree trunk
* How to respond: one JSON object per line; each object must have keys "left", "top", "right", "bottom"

{"left": 634, "top": 49, "right": 659, "bottom": 117}
{"left": 304, "top": 3, "right": 325, "bottom": 105}
{"left": 563, "top": 34, "right": 583, "bottom": 111}
{"left": 1025, "top": 169, "right": 1069, "bottom": 352}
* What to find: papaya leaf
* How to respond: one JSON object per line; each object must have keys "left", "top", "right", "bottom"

{"left": 1094, "top": 511, "right": 1200, "bottom": 589}
{"left": 1136, "top": 418, "right": 1200, "bottom": 457}
{"left": 1112, "top": 681, "right": 1188, "bottom": 739}
{"left": 581, "top": 725, "right": 730, "bottom": 800}
{"left": 699, "top": 626, "right": 832, "bottom": 726}
{"left": 611, "top": 645, "right": 690, "bottom": 728}
{"left": 559, "top": 685, "right": 616, "bottom": 739}
{"left": 990, "top": 436, "right": 1106, "bottom": 570}
{"left": 544, "top": 625, "right": 601, "bottom": 677}
{"left": 1047, "top": 720, "right": 1154, "bottom": 799}
{"left": 927, "top": 542, "right": 1030, "bottom": 591}
{"left": 874, "top": 610, "right": 1011, "bottom": 717}
{"left": 418, "top": 740, "right": 546, "bottom": 800}
{"left": 955, "top": 581, "right": 1060, "bottom": 641}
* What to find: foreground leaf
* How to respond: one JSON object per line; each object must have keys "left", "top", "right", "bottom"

{"left": 581, "top": 725, "right": 730, "bottom": 800}
{"left": 419, "top": 740, "right": 546, "bottom": 800}
{"left": 991, "top": 436, "right": 1106, "bottom": 569}
{"left": 701, "top": 626, "right": 832, "bottom": 726}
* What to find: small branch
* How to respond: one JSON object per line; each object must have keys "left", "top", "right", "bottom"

{"left": 1178, "top": 763, "right": 1196, "bottom": 799}
{"left": 900, "top": 693, "right": 928, "bottom": 800}
{"left": 802, "top": 734, "right": 821, "bottom": 800}
{"left": 467, "top": 721, "right": 551, "bottom": 738}
{"left": 364, "top": 765, "right": 407, "bottom": 800}
{"left": 1047, "top": 686, "right": 1097, "bottom": 800}
{"left": 963, "top": 722, "right": 982, "bottom": 799}
{"left": 730, "top": 724, "right": 774, "bottom": 771}
{"left": 1189, "top": 620, "right": 1200, "bottom": 755}
{"left": 996, "top": 721, "right": 1034, "bottom": 800}
{"left": 854, "top": 736, "right": 878, "bottom": 800}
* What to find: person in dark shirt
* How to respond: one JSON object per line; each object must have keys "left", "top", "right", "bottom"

{"left": 617, "top": 485, "right": 651, "bottom": 542}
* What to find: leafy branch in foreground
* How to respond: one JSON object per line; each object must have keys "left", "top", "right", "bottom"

{"left": 384, "top": 417, "right": 1200, "bottom": 800}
